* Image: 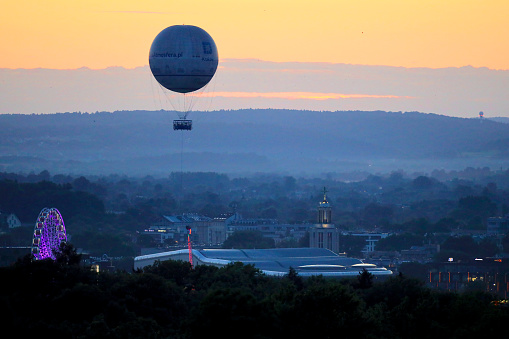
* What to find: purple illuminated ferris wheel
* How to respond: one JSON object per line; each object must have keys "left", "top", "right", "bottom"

{"left": 31, "top": 207, "right": 67, "bottom": 260}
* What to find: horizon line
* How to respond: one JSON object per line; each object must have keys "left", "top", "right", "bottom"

{"left": 1, "top": 58, "right": 507, "bottom": 72}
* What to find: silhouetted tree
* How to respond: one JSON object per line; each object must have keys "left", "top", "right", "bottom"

{"left": 356, "top": 268, "right": 374, "bottom": 289}
{"left": 222, "top": 230, "right": 275, "bottom": 249}
{"left": 55, "top": 242, "right": 82, "bottom": 266}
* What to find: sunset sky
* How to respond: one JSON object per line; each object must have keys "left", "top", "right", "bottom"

{"left": 1, "top": 1, "right": 508, "bottom": 117}
{"left": 1, "top": 0, "right": 508, "bottom": 70}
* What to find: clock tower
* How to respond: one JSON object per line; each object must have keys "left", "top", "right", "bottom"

{"left": 318, "top": 187, "right": 332, "bottom": 224}
{"left": 310, "top": 187, "right": 340, "bottom": 253}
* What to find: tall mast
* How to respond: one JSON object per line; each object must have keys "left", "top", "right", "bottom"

{"left": 186, "top": 225, "right": 193, "bottom": 268}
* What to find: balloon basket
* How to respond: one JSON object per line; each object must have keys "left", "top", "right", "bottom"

{"left": 173, "top": 120, "right": 193, "bottom": 131}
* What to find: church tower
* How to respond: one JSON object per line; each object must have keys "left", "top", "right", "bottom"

{"left": 318, "top": 187, "right": 332, "bottom": 224}
{"left": 309, "top": 187, "right": 340, "bottom": 253}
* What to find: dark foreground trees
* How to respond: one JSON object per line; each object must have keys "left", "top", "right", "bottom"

{"left": 1, "top": 254, "right": 509, "bottom": 339}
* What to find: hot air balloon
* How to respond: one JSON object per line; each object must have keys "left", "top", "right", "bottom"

{"left": 149, "top": 25, "right": 218, "bottom": 130}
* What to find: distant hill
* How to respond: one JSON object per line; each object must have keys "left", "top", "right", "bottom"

{"left": 2, "top": 109, "right": 509, "bottom": 176}
{"left": 489, "top": 117, "right": 509, "bottom": 124}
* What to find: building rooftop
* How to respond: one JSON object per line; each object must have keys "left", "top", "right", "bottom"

{"left": 135, "top": 247, "right": 393, "bottom": 278}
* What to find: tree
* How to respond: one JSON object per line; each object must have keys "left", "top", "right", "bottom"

{"left": 441, "top": 236, "right": 477, "bottom": 257}
{"left": 55, "top": 242, "right": 82, "bottom": 266}
{"left": 338, "top": 234, "right": 366, "bottom": 257}
{"left": 477, "top": 237, "right": 499, "bottom": 257}
{"left": 188, "top": 288, "right": 271, "bottom": 339}
{"left": 356, "top": 268, "right": 374, "bottom": 289}
{"left": 142, "top": 259, "right": 192, "bottom": 286}
{"left": 376, "top": 233, "right": 424, "bottom": 251}
{"left": 283, "top": 176, "right": 296, "bottom": 191}
{"left": 286, "top": 282, "right": 368, "bottom": 338}
{"left": 413, "top": 175, "right": 434, "bottom": 189}
{"left": 433, "top": 217, "right": 459, "bottom": 232}
{"left": 286, "top": 267, "right": 304, "bottom": 290}
{"left": 362, "top": 202, "right": 394, "bottom": 227}
{"left": 502, "top": 233, "right": 509, "bottom": 253}
{"left": 398, "top": 262, "right": 430, "bottom": 281}
{"left": 402, "top": 218, "right": 433, "bottom": 234}
{"left": 450, "top": 195, "right": 497, "bottom": 227}
{"left": 72, "top": 176, "right": 92, "bottom": 191}
{"left": 222, "top": 230, "right": 275, "bottom": 249}
{"left": 432, "top": 235, "right": 499, "bottom": 262}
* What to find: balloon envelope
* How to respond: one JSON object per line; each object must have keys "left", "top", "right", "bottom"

{"left": 149, "top": 25, "right": 218, "bottom": 93}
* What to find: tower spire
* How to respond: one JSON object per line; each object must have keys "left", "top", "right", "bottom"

{"left": 322, "top": 186, "right": 328, "bottom": 202}
{"left": 310, "top": 187, "right": 339, "bottom": 252}
{"left": 318, "top": 187, "right": 331, "bottom": 224}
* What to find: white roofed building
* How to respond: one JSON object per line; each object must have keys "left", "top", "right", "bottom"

{"left": 134, "top": 247, "right": 393, "bottom": 278}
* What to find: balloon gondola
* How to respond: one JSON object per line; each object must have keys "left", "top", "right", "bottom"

{"left": 149, "top": 25, "right": 218, "bottom": 131}
{"left": 173, "top": 119, "right": 193, "bottom": 131}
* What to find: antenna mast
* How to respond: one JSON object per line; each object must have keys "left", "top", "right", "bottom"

{"left": 186, "top": 225, "right": 193, "bottom": 268}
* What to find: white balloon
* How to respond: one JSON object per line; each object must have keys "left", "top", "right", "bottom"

{"left": 149, "top": 25, "right": 218, "bottom": 94}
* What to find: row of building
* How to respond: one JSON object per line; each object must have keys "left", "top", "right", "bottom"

{"left": 135, "top": 188, "right": 395, "bottom": 277}
{"left": 140, "top": 188, "right": 509, "bottom": 272}
{"left": 141, "top": 187, "right": 390, "bottom": 256}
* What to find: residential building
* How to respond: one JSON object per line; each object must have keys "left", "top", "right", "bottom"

{"left": 0, "top": 212, "right": 22, "bottom": 229}
{"left": 487, "top": 215, "right": 509, "bottom": 236}
{"left": 144, "top": 213, "right": 223, "bottom": 246}
{"left": 6, "top": 213, "right": 22, "bottom": 228}
{"left": 226, "top": 212, "right": 311, "bottom": 244}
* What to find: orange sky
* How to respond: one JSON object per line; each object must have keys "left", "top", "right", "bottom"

{"left": 1, "top": 0, "right": 508, "bottom": 70}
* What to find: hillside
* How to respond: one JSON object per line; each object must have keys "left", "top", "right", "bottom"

{"left": 1, "top": 109, "right": 509, "bottom": 176}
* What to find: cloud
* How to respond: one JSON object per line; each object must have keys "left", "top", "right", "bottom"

{"left": 95, "top": 10, "right": 175, "bottom": 15}
{"left": 1, "top": 61, "right": 507, "bottom": 117}
{"left": 192, "top": 92, "right": 412, "bottom": 100}
{"left": 218, "top": 65, "right": 334, "bottom": 75}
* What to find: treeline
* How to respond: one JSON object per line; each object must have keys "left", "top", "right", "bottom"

{"left": 3, "top": 109, "right": 509, "bottom": 163}
{"left": 0, "top": 177, "right": 104, "bottom": 223}
{"left": 1, "top": 251, "right": 508, "bottom": 339}
{"left": 0, "top": 178, "right": 137, "bottom": 261}
{"left": 4, "top": 167, "right": 509, "bottom": 225}
{"left": 3, "top": 168, "right": 509, "bottom": 230}
{"left": 3, "top": 167, "right": 509, "bottom": 261}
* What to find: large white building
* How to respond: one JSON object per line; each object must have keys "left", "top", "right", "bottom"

{"left": 134, "top": 247, "right": 393, "bottom": 278}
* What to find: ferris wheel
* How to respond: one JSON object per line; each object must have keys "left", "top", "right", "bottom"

{"left": 31, "top": 207, "right": 67, "bottom": 260}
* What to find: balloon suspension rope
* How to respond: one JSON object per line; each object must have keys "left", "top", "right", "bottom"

{"left": 179, "top": 129, "right": 184, "bottom": 213}
{"left": 177, "top": 93, "right": 189, "bottom": 214}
